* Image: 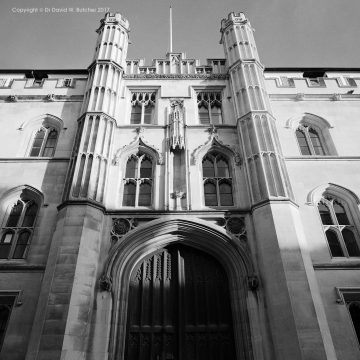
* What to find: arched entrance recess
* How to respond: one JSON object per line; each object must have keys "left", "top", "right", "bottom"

{"left": 102, "top": 218, "right": 259, "bottom": 360}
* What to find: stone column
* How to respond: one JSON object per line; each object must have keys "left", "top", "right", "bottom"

{"left": 221, "top": 12, "right": 334, "bottom": 360}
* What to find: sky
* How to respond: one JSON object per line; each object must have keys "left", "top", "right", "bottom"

{"left": 0, "top": 0, "right": 359, "bottom": 70}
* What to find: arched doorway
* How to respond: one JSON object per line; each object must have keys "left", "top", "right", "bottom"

{"left": 125, "top": 244, "right": 236, "bottom": 360}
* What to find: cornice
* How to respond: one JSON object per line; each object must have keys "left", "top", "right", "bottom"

{"left": 123, "top": 73, "right": 229, "bottom": 80}
{"left": 269, "top": 93, "right": 360, "bottom": 101}
{"left": 0, "top": 157, "right": 70, "bottom": 162}
{"left": 285, "top": 156, "right": 360, "bottom": 161}
{"left": 0, "top": 95, "right": 84, "bottom": 102}
{"left": 314, "top": 262, "right": 360, "bottom": 270}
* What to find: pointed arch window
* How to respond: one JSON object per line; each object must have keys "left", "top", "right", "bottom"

{"left": 123, "top": 152, "right": 153, "bottom": 207}
{"left": 0, "top": 192, "right": 39, "bottom": 259}
{"left": 296, "top": 124, "right": 325, "bottom": 155}
{"left": 29, "top": 126, "right": 58, "bottom": 157}
{"left": 318, "top": 196, "right": 360, "bottom": 257}
{"left": 202, "top": 152, "right": 233, "bottom": 207}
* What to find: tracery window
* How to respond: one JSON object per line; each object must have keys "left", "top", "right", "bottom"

{"left": 318, "top": 196, "right": 360, "bottom": 257}
{"left": 197, "top": 92, "right": 223, "bottom": 125}
{"left": 296, "top": 125, "right": 325, "bottom": 155}
{"left": 29, "top": 126, "right": 58, "bottom": 157}
{"left": 123, "top": 152, "right": 153, "bottom": 207}
{"left": 202, "top": 151, "right": 233, "bottom": 207}
{"left": 0, "top": 192, "right": 39, "bottom": 259}
{"left": 130, "top": 92, "right": 156, "bottom": 124}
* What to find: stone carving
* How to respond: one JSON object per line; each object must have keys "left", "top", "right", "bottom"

{"left": 7, "top": 95, "right": 18, "bottom": 102}
{"left": 216, "top": 216, "right": 247, "bottom": 241}
{"left": 124, "top": 74, "right": 228, "bottom": 80}
{"left": 295, "top": 93, "right": 305, "bottom": 101}
{"left": 110, "top": 218, "right": 138, "bottom": 244}
{"left": 169, "top": 99, "right": 185, "bottom": 150}
{"left": 99, "top": 275, "right": 112, "bottom": 292}
{"left": 171, "top": 191, "right": 186, "bottom": 210}
{"left": 331, "top": 93, "right": 341, "bottom": 101}
{"left": 113, "top": 133, "right": 164, "bottom": 165}
{"left": 192, "top": 132, "right": 242, "bottom": 166}
{"left": 247, "top": 275, "right": 259, "bottom": 291}
{"left": 46, "top": 94, "right": 56, "bottom": 101}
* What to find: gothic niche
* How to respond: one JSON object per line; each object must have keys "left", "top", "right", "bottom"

{"left": 168, "top": 100, "right": 187, "bottom": 210}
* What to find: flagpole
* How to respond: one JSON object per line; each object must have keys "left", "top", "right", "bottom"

{"left": 169, "top": 4, "right": 173, "bottom": 52}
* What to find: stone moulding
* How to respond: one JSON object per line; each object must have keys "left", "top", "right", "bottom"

{"left": 113, "top": 131, "right": 164, "bottom": 165}
{"left": 191, "top": 130, "right": 241, "bottom": 166}
{"left": 124, "top": 73, "right": 229, "bottom": 80}
{"left": 99, "top": 217, "right": 256, "bottom": 360}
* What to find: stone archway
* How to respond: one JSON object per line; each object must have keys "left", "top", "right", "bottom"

{"left": 100, "top": 218, "right": 262, "bottom": 360}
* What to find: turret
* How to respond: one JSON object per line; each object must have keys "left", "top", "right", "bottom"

{"left": 221, "top": 12, "right": 293, "bottom": 203}
{"left": 65, "top": 13, "right": 129, "bottom": 203}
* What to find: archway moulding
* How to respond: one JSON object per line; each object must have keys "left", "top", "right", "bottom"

{"left": 191, "top": 131, "right": 242, "bottom": 166}
{"left": 112, "top": 131, "right": 164, "bottom": 165}
{"left": 285, "top": 112, "right": 333, "bottom": 130}
{"left": 307, "top": 182, "right": 360, "bottom": 206}
{"left": 18, "top": 113, "right": 64, "bottom": 131}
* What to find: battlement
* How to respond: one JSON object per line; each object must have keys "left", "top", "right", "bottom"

{"left": 98, "top": 12, "right": 130, "bottom": 32}
{"left": 125, "top": 52, "right": 227, "bottom": 77}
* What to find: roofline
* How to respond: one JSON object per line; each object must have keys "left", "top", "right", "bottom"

{"left": 0, "top": 69, "right": 88, "bottom": 74}
{"left": 0, "top": 67, "right": 359, "bottom": 74}
{"left": 264, "top": 67, "right": 360, "bottom": 72}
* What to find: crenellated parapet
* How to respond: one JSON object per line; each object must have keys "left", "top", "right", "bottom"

{"left": 124, "top": 53, "right": 228, "bottom": 77}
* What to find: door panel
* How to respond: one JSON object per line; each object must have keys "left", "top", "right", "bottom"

{"left": 125, "top": 245, "right": 235, "bottom": 360}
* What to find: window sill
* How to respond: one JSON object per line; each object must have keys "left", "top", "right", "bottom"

{"left": 314, "top": 259, "right": 360, "bottom": 269}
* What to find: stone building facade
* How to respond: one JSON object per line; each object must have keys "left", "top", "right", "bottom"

{"left": 0, "top": 11, "right": 360, "bottom": 360}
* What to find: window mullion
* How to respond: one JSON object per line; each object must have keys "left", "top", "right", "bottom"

{"left": 338, "top": 229, "right": 350, "bottom": 257}
{"left": 305, "top": 128, "right": 315, "bottom": 155}
{"left": 140, "top": 102, "right": 145, "bottom": 124}
{"left": 216, "top": 179, "right": 221, "bottom": 206}
{"left": 208, "top": 101, "right": 212, "bottom": 125}
{"left": 39, "top": 128, "right": 49, "bottom": 157}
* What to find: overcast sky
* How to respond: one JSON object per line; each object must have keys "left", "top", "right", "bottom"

{"left": 0, "top": 0, "right": 359, "bottom": 69}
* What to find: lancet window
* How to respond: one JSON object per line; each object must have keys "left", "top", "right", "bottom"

{"left": 202, "top": 151, "right": 233, "bottom": 207}
{"left": 197, "top": 92, "right": 223, "bottom": 125}
{"left": 130, "top": 92, "right": 156, "bottom": 124}
{"left": 29, "top": 126, "right": 58, "bottom": 157}
{"left": 296, "top": 125, "right": 325, "bottom": 155}
{"left": 0, "top": 192, "right": 39, "bottom": 259}
{"left": 123, "top": 152, "right": 153, "bottom": 207}
{"left": 318, "top": 196, "right": 360, "bottom": 257}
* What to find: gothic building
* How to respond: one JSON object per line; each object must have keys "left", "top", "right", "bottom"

{"left": 0, "top": 11, "right": 360, "bottom": 360}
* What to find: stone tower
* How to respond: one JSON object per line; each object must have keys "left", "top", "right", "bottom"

{"left": 65, "top": 13, "right": 129, "bottom": 202}
{"left": 220, "top": 12, "right": 331, "bottom": 360}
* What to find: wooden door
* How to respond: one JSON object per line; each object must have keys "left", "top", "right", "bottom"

{"left": 125, "top": 245, "right": 236, "bottom": 360}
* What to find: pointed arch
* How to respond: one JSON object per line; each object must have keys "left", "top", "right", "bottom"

{"left": 113, "top": 136, "right": 163, "bottom": 165}
{"left": 307, "top": 183, "right": 360, "bottom": 206}
{"left": 100, "top": 218, "right": 256, "bottom": 360}
{"left": 192, "top": 136, "right": 241, "bottom": 166}
{"left": 309, "top": 183, "right": 360, "bottom": 258}
{"left": 18, "top": 113, "right": 64, "bottom": 132}
{"left": 285, "top": 112, "right": 333, "bottom": 130}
